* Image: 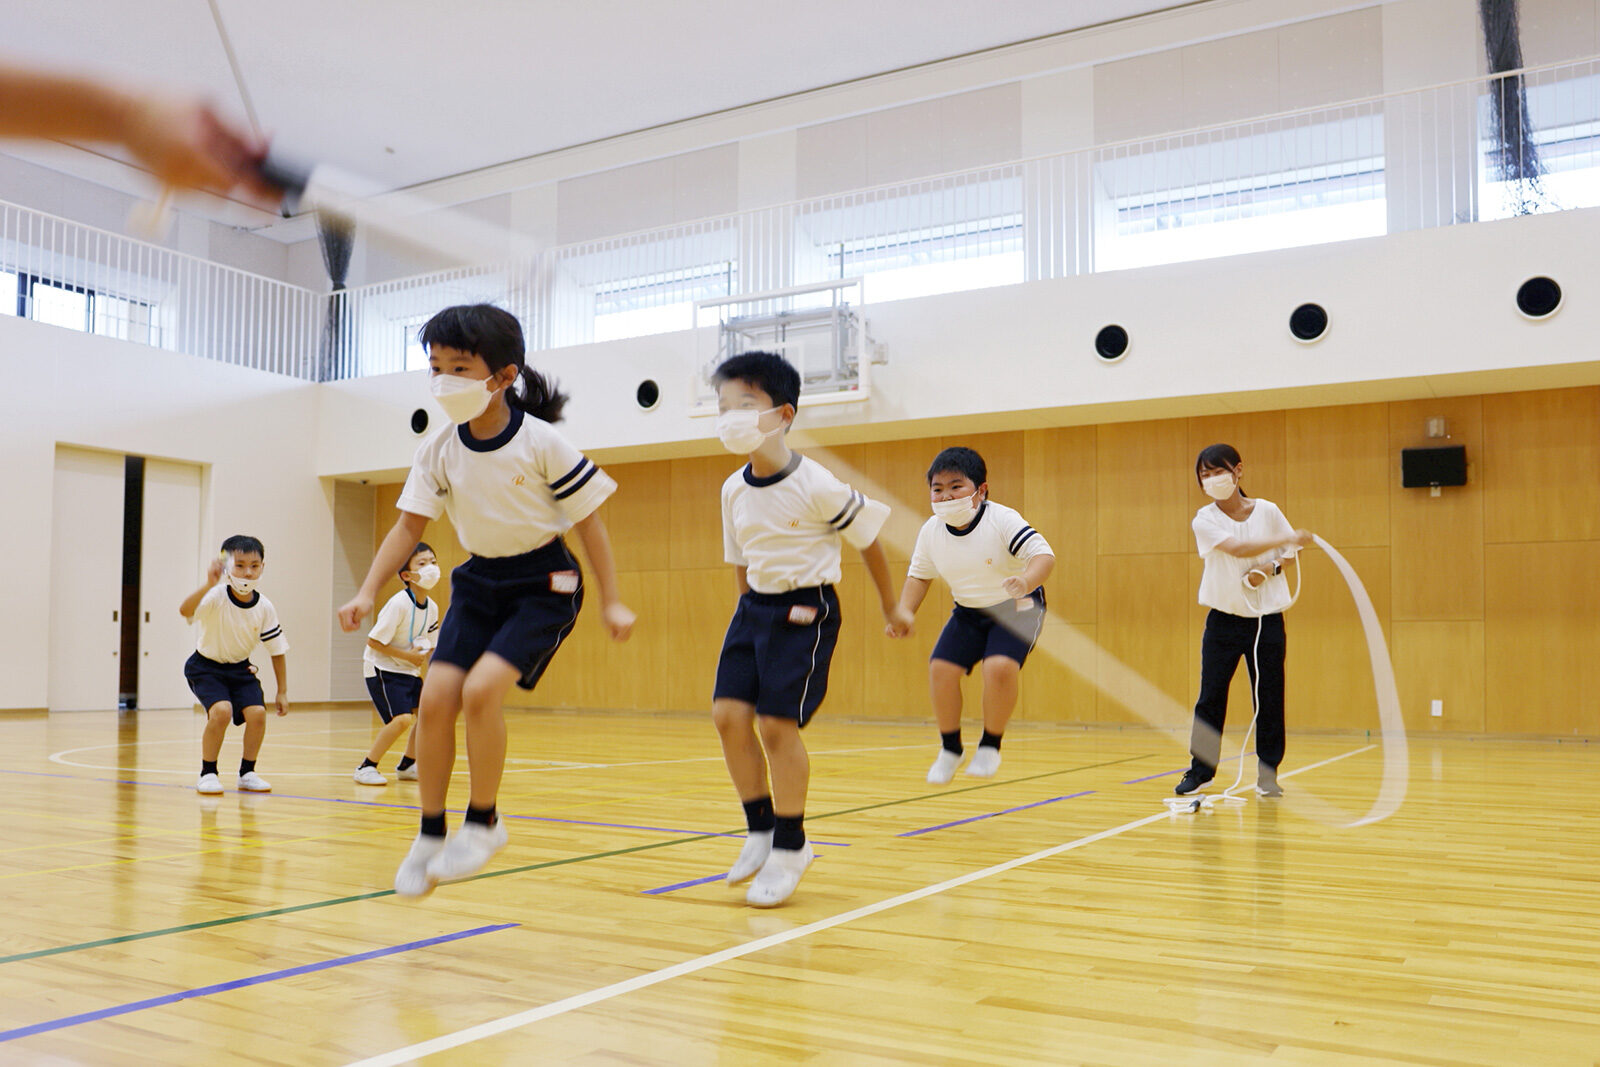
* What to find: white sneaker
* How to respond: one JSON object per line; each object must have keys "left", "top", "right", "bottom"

{"left": 725, "top": 829, "right": 774, "bottom": 885}
{"left": 353, "top": 765, "right": 387, "bottom": 786}
{"left": 926, "top": 749, "right": 963, "bottom": 784}
{"left": 237, "top": 771, "right": 272, "bottom": 792}
{"left": 395, "top": 764, "right": 419, "bottom": 781}
{"left": 394, "top": 833, "right": 445, "bottom": 897}
{"left": 196, "top": 772, "right": 223, "bottom": 795}
{"left": 425, "top": 820, "right": 509, "bottom": 882}
{"left": 965, "top": 745, "right": 1002, "bottom": 778}
{"left": 747, "top": 843, "right": 815, "bottom": 907}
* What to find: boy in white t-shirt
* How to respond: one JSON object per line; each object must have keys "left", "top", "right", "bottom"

{"left": 1180, "top": 443, "right": 1314, "bottom": 799}
{"left": 354, "top": 543, "right": 442, "bottom": 786}
{"left": 887, "top": 447, "right": 1055, "bottom": 783}
{"left": 179, "top": 534, "right": 290, "bottom": 796}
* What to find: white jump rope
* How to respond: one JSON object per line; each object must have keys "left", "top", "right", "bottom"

{"left": 1164, "top": 542, "right": 1303, "bottom": 815}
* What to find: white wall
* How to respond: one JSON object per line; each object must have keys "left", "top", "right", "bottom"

{"left": 314, "top": 204, "right": 1600, "bottom": 477}
{"left": 1, "top": 316, "right": 331, "bottom": 709}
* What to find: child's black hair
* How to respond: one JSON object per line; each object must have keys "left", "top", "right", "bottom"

{"left": 420, "top": 304, "right": 568, "bottom": 423}
{"left": 221, "top": 534, "right": 264, "bottom": 559}
{"left": 1195, "top": 443, "right": 1248, "bottom": 497}
{"left": 711, "top": 350, "right": 801, "bottom": 412}
{"left": 927, "top": 446, "right": 987, "bottom": 487}
{"left": 402, "top": 542, "right": 434, "bottom": 576}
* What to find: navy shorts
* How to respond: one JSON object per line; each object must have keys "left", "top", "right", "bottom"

{"left": 366, "top": 669, "right": 423, "bottom": 723}
{"left": 714, "top": 585, "right": 841, "bottom": 726}
{"left": 931, "top": 588, "right": 1046, "bottom": 672}
{"left": 431, "top": 539, "right": 584, "bottom": 690}
{"left": 184, "top": 651, "right": 264, "bottom": 723}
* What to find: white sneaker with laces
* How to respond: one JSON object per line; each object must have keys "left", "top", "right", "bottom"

{"left": 964, "top": 745, "right": 1002, "bottom": 778}
{"left": 926, "top": 749, "right": 963, "bottom": 784}
{"left": 425, "top": 820, "right": 509, "bottom": 882}
{"left": 395, "top": 764, "right": 419, "bottom": 781}
{"left": 237, "top": 771, "right": 272, "bottom": 792}
{"left": 196, "top": 772, "right": 223, "bottom": 795}
{"left": 725, "top": 829, "right": 774, "bottom": 885}
{"left": 394, "top": 833, "right": 445, "bottom": 897}
{"left": 747, "top": 843, "right": 815, "bottom": 907}
{"left": 353, "top": 765, "right": 387, "bottom": 786}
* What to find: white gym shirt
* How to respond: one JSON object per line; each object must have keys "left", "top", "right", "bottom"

{"left": 190, "top": 584, "right": 290, "bottom": 663}
{"left": 397, "top": 406, "right": 616, "bottom": 558}
{"left": 907, "top": 500, "right": 1054, "bottom": 609}
{"left": 363, "top": 588, "right": 441, "bottom": 678}
{"left": 1192, "top": 497, "right": 1297, "bottom": 617}
{"left": 722, "top": 452, "right": 890, "bottom": 594}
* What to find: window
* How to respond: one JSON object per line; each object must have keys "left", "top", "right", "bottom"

{"left": 1094, "top": 112, "right": 1387, "bottom": 271}
{"left": 30, "top": 279, "right": 90, "bottom": 331}
{"left": 1479, "top": 70, "right": 1600, "bottom": 220}
{"left": 0, "top": 271, "right": 15, "bottom": 317}
{"left": 404, "top": 322, "right": 428, "bottom": 371}
{"left": 799, "top": 173, "right": 1024, "bottom": 304}
{"left": 553, "top": 225, "right": 739, "bottom": 345}
{"left": 592, "top": 261, "right": 736, "bottom": 343}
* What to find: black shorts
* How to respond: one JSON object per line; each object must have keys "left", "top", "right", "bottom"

{"left": 366, "top": 669, "right": 423, "bottom": 723}
{"left": 931, "top": 588, "right": 1046, "bottom": 672}
{"left": 431, "top": 539, "right": 584, "bottom": 690}
{"left": 184, "top": 652, "right": 264, "bottom": 723}
{"left": 714, "top": 585, "right": 841, "bottom": 726}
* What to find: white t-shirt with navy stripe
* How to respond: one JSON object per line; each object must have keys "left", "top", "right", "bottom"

{"left": 363, "top": 588, "right": 441, "bottom": 678}
{"left": 722, "top": 452, "right": 890, "bottom": 594}
{"left": 396, "top": 406, "right": 616, "bottom": 558}
{"left": 190, "top": 584, "right": 290, "bottom": 663}
{"left": 907, "top": 500, "right": 1054, "bottom": 609}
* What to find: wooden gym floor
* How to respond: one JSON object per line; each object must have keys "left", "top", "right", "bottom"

{"left": 0, "top": 706, "right": 1595, "bottom": 1065}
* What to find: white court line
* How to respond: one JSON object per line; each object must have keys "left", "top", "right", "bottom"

{"left": 1279, "top": 744, "right": 1374, "bottom": 780}
{"left": 339, "top": 742, "right": 1374, "bottom": 1066}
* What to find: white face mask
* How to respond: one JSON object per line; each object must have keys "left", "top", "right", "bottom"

{"left": 430, "top": 373, "right": 495, "bottom": 424}
{"left": 1201, "top": 472, "right": 1237, "bottom": 500}
{"left": 932, "top": 494, "right": 981, "bottom": 526}
{"left": 412, "top": 563, "right": 441, "bottom": 590}
{"left": 227, "top": 570, "right": 257, "bottom": 596}
{"left": 716, "top": 407, "right": 782, "bottom": 454}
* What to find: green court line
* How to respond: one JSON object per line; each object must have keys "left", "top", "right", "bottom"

{"left": 0, "top": 752, "right": 1152, "bottom": 966}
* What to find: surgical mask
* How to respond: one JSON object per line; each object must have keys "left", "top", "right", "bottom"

{"left": 932, "top": 494, "right": 981, "bottom": 526}
{"left": 716, "top": 407, "right": 781, "bottom": 454}
{"left": 1201, "top": 472, "right": 1236, "bottom": 500}
{"left": 412, "top": 564, "right": 441, "bottom": 590}
{"left": 430, "top": 373, "right": 494, "bottom": 424}
{"left": 227, "top": 571, "right": 257, "bottom": 596}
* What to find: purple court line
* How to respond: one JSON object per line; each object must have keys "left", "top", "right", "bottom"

{"left": 1120, "top": 750, "right": 1254, "bottom": 785}
{"left": 0, "top": 922, "right": 517, "bottom": 1043}
{"left": 897, "top": 791, "right": 1097, "bottom": 837}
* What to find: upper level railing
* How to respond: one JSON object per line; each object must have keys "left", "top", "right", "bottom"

{"left": 7, "top": 55, "right": 1600, "bottom": 382}
{"left": 0, "top": 201, "right": 322, "bottom": 378}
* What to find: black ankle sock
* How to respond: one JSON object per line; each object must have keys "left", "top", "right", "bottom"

{"left": 420, "top": 812, "right": 446, "bottom": 838}
{"left": 359, "top": 758, "right": 378, "bottom": 769}
{"left": 979, "top": 731, "right": 1003, "bottom": 751}
{"left": 239, "top": 758, "right": 257, "bottom": 775}
{"left": 464, "top": 804, "right": 497, "bottom": 827}
{"left": 940, "top": 730, "right": 964, "bottom": 755}
{"left": 742, "top": 796, "right": 776, "bottom": 834}
{"left": 396, "top": 756, "right": 415, "bottom": 771}
{"left": 201, "top": 760, "right": 218, "bottom": 776}
{"left": 773, "top": 814, "right": 806, "bottom": 851}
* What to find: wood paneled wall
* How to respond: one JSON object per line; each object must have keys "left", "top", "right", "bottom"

{"left": 375, "top": 386, "right": 1600, "bottom": 737}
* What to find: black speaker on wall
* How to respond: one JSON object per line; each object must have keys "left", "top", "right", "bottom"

{"left": 1401, "top": 445, "right": 1468, "bottom": 488}
{"left": 1289, "top": 302, "right": 1329, "bottom": 342}
{"left": 636, "top": 379, "right": 660, "bottom": 410}
{"left": 1515, "top": 276, "right": 1562, "bottom": 319}
{"left": 410, "top": 408, "right": 429, "bottom": 434}
{"left": 1094, "top": 324, "right": 1129, "bottom": 362}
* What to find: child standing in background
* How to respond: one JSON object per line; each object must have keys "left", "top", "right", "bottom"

{"left": 354, "top": 543, "right": 441, "bottom": 786}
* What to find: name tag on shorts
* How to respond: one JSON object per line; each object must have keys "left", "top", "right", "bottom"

{"left": 1016, "top": 598, "right": 1037, "bottom": 611}
{"left": 788, "top": 604, "right": 818, "bottom": 625}
{"left": 550, "top": 571, "right": 580, "bottom": 594}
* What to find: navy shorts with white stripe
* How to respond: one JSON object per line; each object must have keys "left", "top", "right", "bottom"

{"left": 714, "top": 584, "right": 841, "bottom": 726}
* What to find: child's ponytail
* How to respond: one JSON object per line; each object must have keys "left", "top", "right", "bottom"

{"left": 509, "top": 365, "right": 569, "bottom": 424}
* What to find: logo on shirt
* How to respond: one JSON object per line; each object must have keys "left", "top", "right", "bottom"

{"left": 788, "top": 519, "right": 800, "bottom": 528}
{"left": 986, "top": 559, "right": 993, "bottom": 566}
{"left": 513, "top": 475, "right": 526, "bottom": 486}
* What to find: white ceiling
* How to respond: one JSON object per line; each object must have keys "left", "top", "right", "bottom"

{"left": 10, "top": 0, "right": 1192, "bottom": 195}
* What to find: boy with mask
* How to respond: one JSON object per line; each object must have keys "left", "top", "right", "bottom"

{"left": 354, "top": 543, "right": 443, "bottom": 786}
{"left": 885, "top": 447, "right": 1055, "bottom": 784}
{"left": 711, "top": 351, "right": 894, "bottom": 907}
{"left": 180, "top": 535, "right": 290, "bottom": 795}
